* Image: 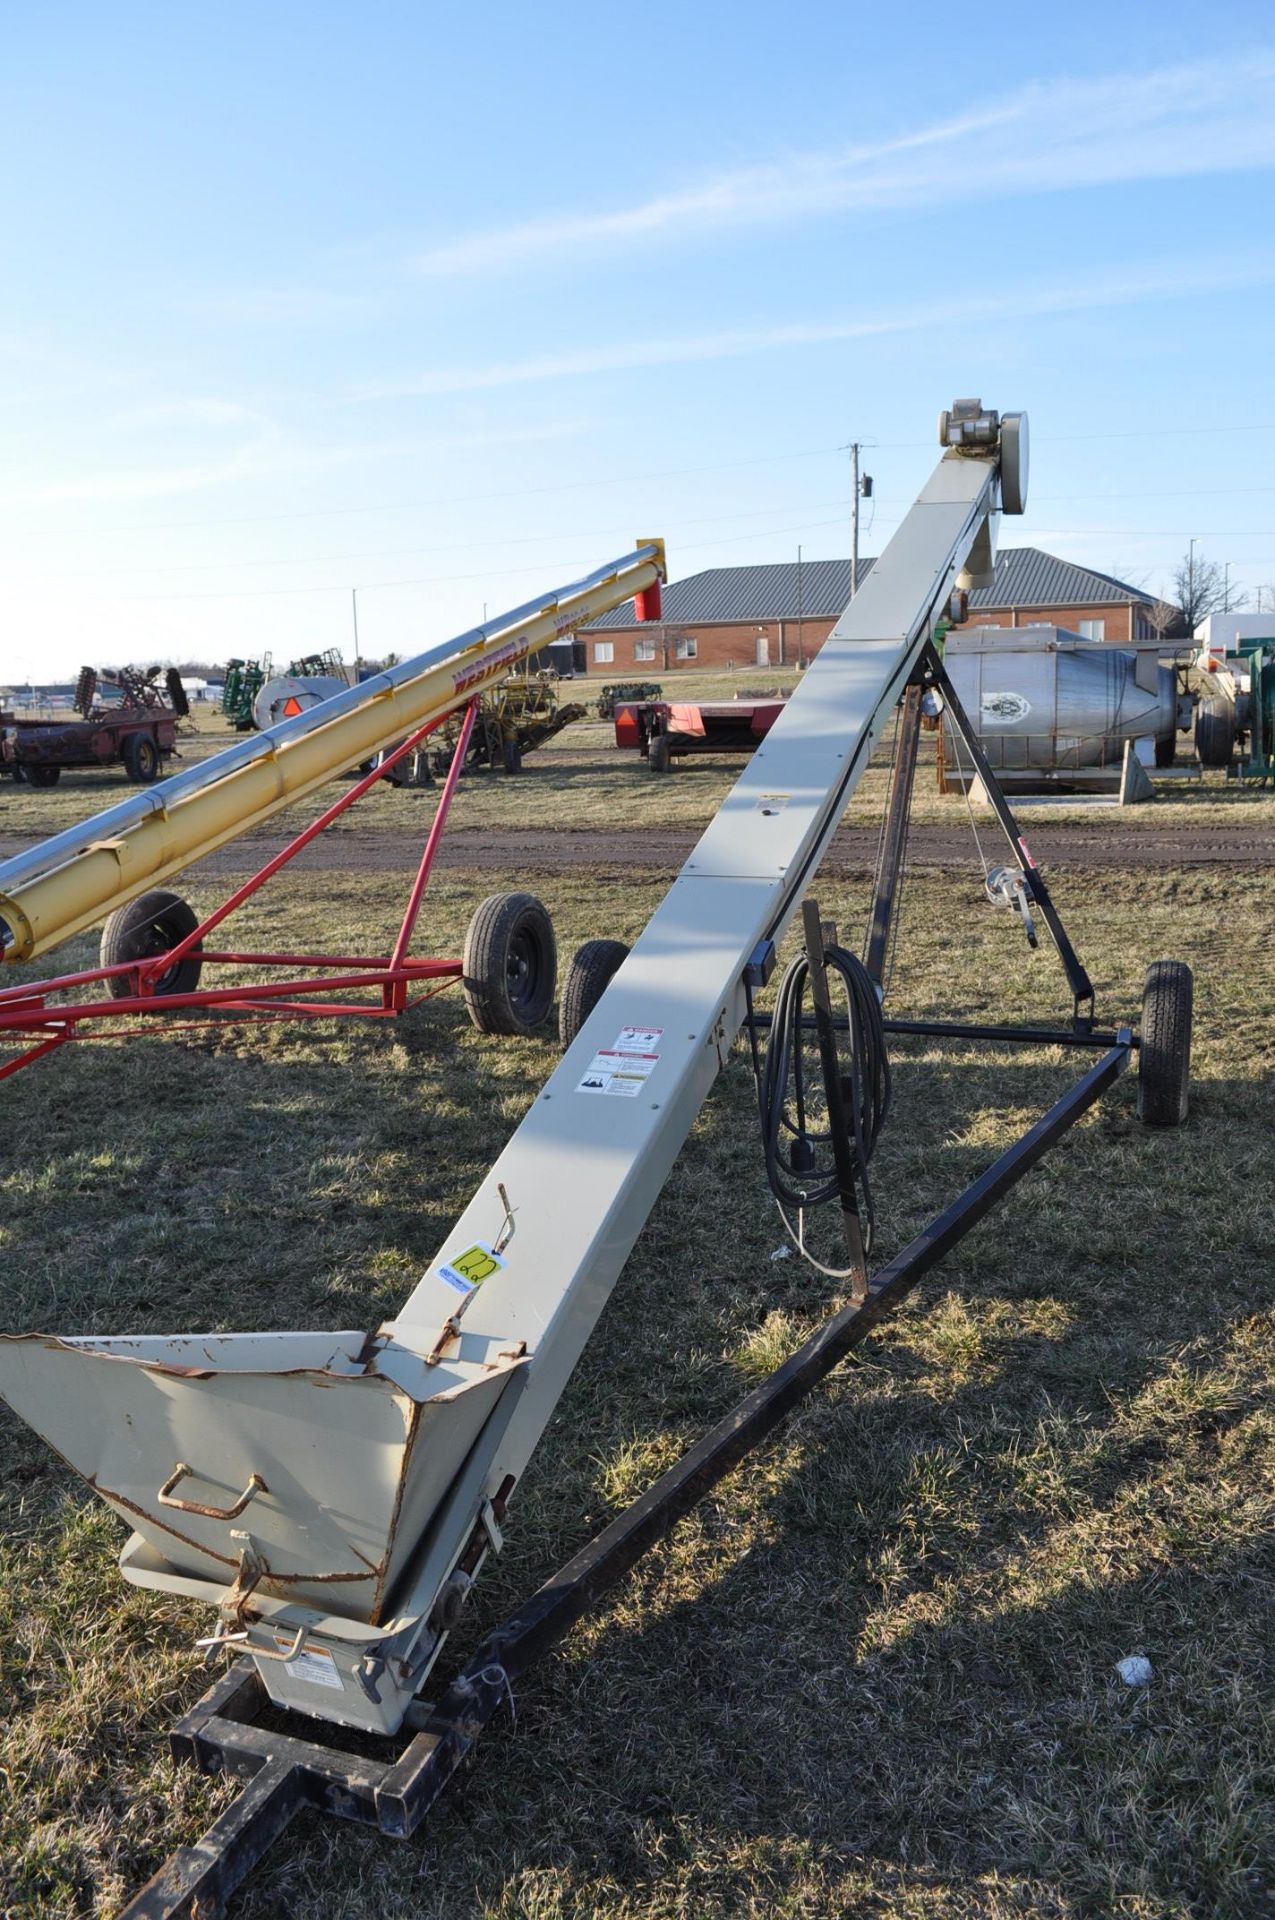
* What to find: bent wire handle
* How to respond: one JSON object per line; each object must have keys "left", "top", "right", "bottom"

{"left": 158, "top": 1462, "right": 267, "bottom": 1520}
{"left": 243, "top": 1624, "right": 308, "bottom": 1664}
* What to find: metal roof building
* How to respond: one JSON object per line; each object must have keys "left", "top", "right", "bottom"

{"left": 967, "top": 548, "right": 1150, "bottom": 612}
{"left": 588, "top": 557, "right": 874, "bottom": 628}
{"left": 588, "top": 548, "right": 1150, "bottom": 629}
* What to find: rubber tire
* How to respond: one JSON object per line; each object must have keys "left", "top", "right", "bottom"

{"left": 1138, "top": 958, "right": 1193, "bottom": 1126}
{"left": 25, "top": 764, "right": 60, "bottom": 787}
{"left": 502, "top": 739, "right": 523, "bottom": 774}
{"left": 101, "top": 889, "right": 203, "bottom": 1000}
{"left": 463, "top": 892, "right": 556, "bottom": 1035}
{"left": 558, "top": 938, "right": 630, "bottom": 1047}
{"left": 124, "top": 733, "right": 161, "bottom": 783}
{"left": 1195, "top": 697, "right": 1236, "bottom": 769}
{"left": 165, "top": 667, "right": 190, "bottom": 717}
{"left": 648, "top": 732, "right": 672, "bottom": 775}
{"left": 1154, "top": 733, "right": 1176, "bottom": 768}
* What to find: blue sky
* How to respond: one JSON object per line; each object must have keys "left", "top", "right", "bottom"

{"left": 3, "top": 1, "right": 1274, "bottom": 678}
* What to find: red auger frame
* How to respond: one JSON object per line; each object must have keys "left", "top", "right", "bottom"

{"left": 0, "top": 702, "right": 491, "bottom": 1083}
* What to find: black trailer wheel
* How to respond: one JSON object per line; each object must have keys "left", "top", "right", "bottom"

{"left": 165, "top": 667, "right": 190, "bottom": 717}
{"left": 463, "top": 892, "right": 556, "bottom": 1035}
{"left": 102, "top": 889, "right": 204, "bottom": 1000}
{"left": 502, "top": 738, "right": 523, "bottom": 774}
{"left": 25, "top": 764, "right": 61, "bottom": 787}
{"left": 1154, "top": 733, "right": 1176, "bottom": 768}
{"left": 123, "top": 732, "right": 162, "bottom": 783}
{"left": 1195, "top": 697, "right": 1236, "bottom": 769}
{"left": 559, "top": 938, "right": 630, "bottom": 1046}
{"left": 1137, "top": 958, "right": 1193, "bottom": 1126}
{"left": 648, "top": 732, "right": 672, "bottom": 775}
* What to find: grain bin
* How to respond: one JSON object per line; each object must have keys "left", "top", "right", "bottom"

{"left": 943, "top": 624, "right": 1188, "bottom": 776}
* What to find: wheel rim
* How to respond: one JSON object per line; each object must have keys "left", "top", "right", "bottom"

{"left": 141, "top": 915, "right": 189, "bottom": 992}
{"left": 506, "top": 929, "right": 539, "bottom": 1010}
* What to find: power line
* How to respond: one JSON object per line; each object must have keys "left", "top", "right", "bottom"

{"left": 1032, "top": 484, "right": 1275, "bottom": 502}
{"left": 89, "top": 515, "right": 861, "bottom": 604}
{"left": 0, "top": 495, "right": 855, "bottom": 586}
{"left": 12, "top": 419, "right": 1275, "bottom": 545}
{"left": 6, "top": 443, "right": 847, "bottom": 541}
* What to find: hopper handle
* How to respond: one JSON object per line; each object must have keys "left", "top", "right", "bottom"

{"left": 158, "top": 1461, "right": 267, "bottom": 1520}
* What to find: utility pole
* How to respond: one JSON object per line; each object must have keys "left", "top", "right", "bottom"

{"left": 1223, "top": 561, "right": 1232, "bottom": 613}
{"left": 351, "top": 588, "right": 361, "bottom": 677}
{"left": 848, "top": 443, "right": 874, "bottom": 599}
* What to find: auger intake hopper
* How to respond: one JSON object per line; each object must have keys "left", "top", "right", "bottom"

{"left": 0, "top": 1328, "right": 522, "bottom": 1623}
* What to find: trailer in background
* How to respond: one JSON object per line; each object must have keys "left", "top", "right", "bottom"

{"left": 1, "top": 666, "right": 188, "bottom": 787}
{"left": 615, "top": 693, "right": 787, "bottom": 770}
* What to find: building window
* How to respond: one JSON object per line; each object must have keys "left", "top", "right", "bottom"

{"left": 633, "top": 638, "right": 656, "bottom": 662}
{"left": 675, "top": 636, "right": 698, "bottom": 659}
{"left": 593, "top": 640, "right": 614, "bottom": 664}
{"left": 1077, "top": 618, "right": 1106, "bottom": 640}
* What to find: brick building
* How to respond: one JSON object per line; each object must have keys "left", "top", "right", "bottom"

{"left": 954, "top": 548, "right": 1162, "bottom": 644}
{"left": 580, "top": 547, "right": 1162, "bottom": 674}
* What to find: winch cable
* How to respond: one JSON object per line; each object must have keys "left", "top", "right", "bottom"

{"left": 865, "top": 703, "right": 917, "bottom": 1000}
{"left": 745, "top": 942, "right": 891, "bottom": 1277}
{"left": 944, "top": 704, "right": 1038, "bottom": 945}
{"left": 946, "top": 713, "right": 993, "bottom": 881}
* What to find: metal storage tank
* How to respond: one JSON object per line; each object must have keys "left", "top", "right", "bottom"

{"left": 943, "top": 624, "right": 1186, "bottom": 773}
{"left": 252, "top": 674, "right": 348, "bottom": 730}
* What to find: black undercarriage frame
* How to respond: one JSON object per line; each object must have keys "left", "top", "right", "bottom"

{"left": 122, "top": 648, "right": 1137, "bottom": 1917}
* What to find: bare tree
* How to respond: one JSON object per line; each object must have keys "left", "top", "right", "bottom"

{"left": 1253, "top": 584, "right": 1275, "bottom": 616}
{"left": 1143, "top": 596, "right": 1187, "bottom": 641}
{"left": 1171, "top": 548, "right": 1248, "bottom": 633}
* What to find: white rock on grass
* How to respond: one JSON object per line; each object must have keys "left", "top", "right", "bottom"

{"left": 1115, "top": 1655, "right": 1153, "bottom": 1687}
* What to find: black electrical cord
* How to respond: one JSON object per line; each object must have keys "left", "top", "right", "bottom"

{"left": 747, "top": 944, "right": 891, "bottom": 1265}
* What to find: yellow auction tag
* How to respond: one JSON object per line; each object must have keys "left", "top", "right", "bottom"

{"left": 438, "top": 1241, "right": 506, "bottom": 1296}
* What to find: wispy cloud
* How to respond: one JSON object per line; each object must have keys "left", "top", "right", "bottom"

{"left": 11, "top": 435, "right": 283, "bottom": 508}
{"left": 409, "top": 51, "right": 1275, "bottom": 278}
{"left": 105, "top": 398, "right": 273, "bottom": 432}
{"left": 0, "top": 413, "right": 605, "bottom": 516}
{"left": 354, "top": 254, "right": 1275, "bottom": 402}
{"left": 168, "top": 285, "right": 387, "bottom": 328}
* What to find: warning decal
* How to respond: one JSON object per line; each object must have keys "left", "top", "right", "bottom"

{"left": 437, "top": 1240, "right": 507, "bottom": 1296}
{"left": 576, "top": 1049, "right": 659, "bottom": 1097}
{"left": 613, "top": 1026, "right": 663, "bottom": 1052}
{"left": 278, "top": 1638, "right": 345, "bottom": 1691}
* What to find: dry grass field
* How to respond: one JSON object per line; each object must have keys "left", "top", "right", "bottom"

{"left": 0, "top": 696, "right": 1272, "bottom": 1919}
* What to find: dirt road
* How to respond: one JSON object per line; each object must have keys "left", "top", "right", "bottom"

{"left": 1, "top": 816, "right": 1261, "bottom": 880}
